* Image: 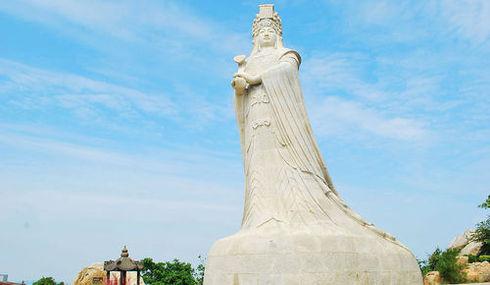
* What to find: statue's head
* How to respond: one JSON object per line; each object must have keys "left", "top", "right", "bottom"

{"left": 252, "top": 4, "right": 283, "bottom": 51}
{"left": 257, "top": 25, "right": 277, "bottom": 48}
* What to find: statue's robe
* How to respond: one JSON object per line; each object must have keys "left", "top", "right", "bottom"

{"left": 204, "top": 47, "right": 423, "bottom": 285}
{"left": 235, "top": 48, "right": 401, "bottom": 241}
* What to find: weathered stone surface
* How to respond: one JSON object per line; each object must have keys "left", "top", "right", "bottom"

{"left": 449, "top": 230, "right": 473, "bottom": 249}
{"left": 457, "top": 255, "right": 469, "bottom": 266}
{"left": 73, "top": 264, "right": 106, "bottom": 285}
{"left": 461, "top": 241, "right": 484, "bottom": 256}
{"left": 464, "top": 261, "right": 490, "bottom": 283}
{"left": 423, "top": 271, "right": 441, "bottom": 285}
{"left": 204, "top": 4, "right": 422, "bottom": 285}
{"left": 73, "top": 263, "right": 144, "bottom": 285}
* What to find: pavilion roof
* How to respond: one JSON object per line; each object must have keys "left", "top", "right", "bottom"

{"left": 104, "top": 246, "right": 143, "bottom": 272}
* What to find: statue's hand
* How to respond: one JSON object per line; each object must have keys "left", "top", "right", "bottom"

{"left": 234, "top": 72, "right": 261, "bottom": 85}
{"left": 231, "top": 77, "right": 248, "bottom": 95}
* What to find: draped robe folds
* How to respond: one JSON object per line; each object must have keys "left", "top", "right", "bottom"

{"left": 235, "top": 48, "right": 403, "bottom": 246}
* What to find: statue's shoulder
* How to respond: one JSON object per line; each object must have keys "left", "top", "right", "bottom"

{"left": 278, "top": 48, "right": 302, "bottom": 66}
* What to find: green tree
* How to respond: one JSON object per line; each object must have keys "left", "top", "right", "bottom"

{"left": 419, "top": 247, "right": 442, "bottom": 276}
{"left": 436, "top": 249, "right": 466, "bottom": 283}
{"left": 478, "top": 195, "right": 490, "bottom": 209}
{"left": 141, "top": 258, "right": 197, "bottom": 285}
{"left": 32, "top": 277, "right": 63, "bottom": 285}
{"left": 472, "top": 195, "right": 490, "bottom": 255}
{"left": 418, "top": 248, "right": 466, "bottom": 283}
{"left": 194, "top": 256, "right": 205, "bottom": 285}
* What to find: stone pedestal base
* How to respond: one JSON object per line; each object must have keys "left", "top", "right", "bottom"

{"left": 204, "top": 228, "right": 422, "bottom": 285}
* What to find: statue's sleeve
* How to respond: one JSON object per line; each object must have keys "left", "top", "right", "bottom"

{"left": 261, "top": 51, "right": 338, "bottom": 196}
{"left": 279, "top": 50, "right": 301, "bottom": 68}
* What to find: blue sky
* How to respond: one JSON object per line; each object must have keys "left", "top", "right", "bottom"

{"left": 1, "top": 0, "right": 489, "bottom": 282}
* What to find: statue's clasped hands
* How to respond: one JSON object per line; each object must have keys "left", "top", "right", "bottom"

{"left": 234, "top": 72, "right": 261, "bottom": 85}
{"left": 232, "top": 72, "right": 262, "bottom": 95}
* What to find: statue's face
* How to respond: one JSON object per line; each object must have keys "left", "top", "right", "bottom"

{"left": 258, "top": 26, "right": 277, "bottom": 48}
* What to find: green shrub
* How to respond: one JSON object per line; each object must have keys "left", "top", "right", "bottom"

{"left": 420, "top": 248, "right": 442, "bottom": 276}
{"left": 435, "top": 248, "right": 466, "bottom": 283}
{"left": 468, "top": 254, "right": 479, "bottom": 263}
{"left": 418, "top": 259, "right": 429, "bottom": 276}
{"left": 419, "top": 248, "right": 466, "bottom": 283}
{"left": 471, "top": 218, "right": 490, "bottom": 255}
{"left": 479, "top": 255, "right": 490, "bottom": 262}
{"left": 467, "top": 254, "right": 490, "bottom": 263}
{"left": 471, "top": 195, "right": 490, "bottom": 255}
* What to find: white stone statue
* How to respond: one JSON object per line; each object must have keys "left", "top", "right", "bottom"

{"left": 204, "top": 4, "right": 423, "bottom": 285}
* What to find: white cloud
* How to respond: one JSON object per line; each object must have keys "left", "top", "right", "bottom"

{"left": 359, "top": 1, "right": 401, "bottom": 24}
{"left": 0, "top": 58, "right": 175, "bottom": 119}
{"left": 440, "top": 0, "right": 490, "bottom": 44}
{"left": 301, "top": 53, "right": 430, "bottom": 142}
{"left": 0, "top": 189, "right": 236, "bottom": 224}
{"left": 0, "top": 1, "right": 248, "bottom": 54}
{"left": 0, "top": 59, "right": 236, "bottom": 131}
{"left": 303, "top": 53, "right": 387, "bottom": 100}
{"left": 0, "top": 124, "right": 241, "bottom": 181}
{"left": 311, "top": 96, "right": 428, "bottom": 141}
{"left": 334, "top": 0, "right": 490, "bottom": 45}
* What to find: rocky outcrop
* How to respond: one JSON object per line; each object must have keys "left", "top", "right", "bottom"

{"left": 423, "top": 271, "right": 441, "bottom": 285}
{"left": 449, "top": 230, "right": 474, "bottom": 250}
{"left": 464, "top": 261, "right": 490, "bottom": 283}
{"left": 73, "top": 264, "right": 106, "bottom": 285}
{"left": 460, "top": 241, "right": 484, "bottom": 256}
{"left": 428, "top": 229, "right": 490, "bottom": 283}
{"left": 457, "top": 255, "right": 469, "bottom": 266}
{"left": 449, "top": 229, "right": 484, "bottom": 257}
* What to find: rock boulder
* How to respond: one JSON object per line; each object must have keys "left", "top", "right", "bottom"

{"left": 464, "top": 261, "right": 490, "bottom": 283}
{"left": 73, "top": 263, "right": 144, "bottom": 285}
{"left": 449, "top": 230, "right": 473, "bottom": 250}
{"left": 423, "top": 271, "right": 441, "bottom": 285}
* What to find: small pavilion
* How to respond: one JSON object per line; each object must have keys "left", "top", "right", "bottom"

{"left": 104, "top": 246, "right": 143, "bottom": 285}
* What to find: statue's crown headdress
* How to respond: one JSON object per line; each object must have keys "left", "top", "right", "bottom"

{"left": 252, "top": 4, "right": 282, "bottom": 38}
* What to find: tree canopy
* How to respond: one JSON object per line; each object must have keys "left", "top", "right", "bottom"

{"left": 479, "top": 195, "right": 490, "bottom": 209}
{"left": 472, "top": 195, "right": 490, "bottom": 255}
{"left": 141, "top": 257, "right": 204, "bottom": 285}
{"left": 32, "top": 277, "right": 63, "bottom": 285}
